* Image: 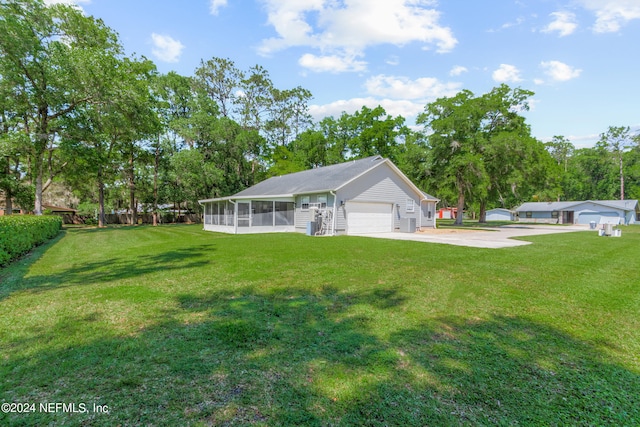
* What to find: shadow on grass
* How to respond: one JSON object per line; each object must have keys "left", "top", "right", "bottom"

{"left": 1, "top": 285, "right": 638, "bottom": 426}
{"left": 0, "top": 227, "right": 214, "bottom": 301}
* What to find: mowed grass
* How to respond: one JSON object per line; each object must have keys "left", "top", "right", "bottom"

{"left": 1, "top": 224, "right": 639, "bottom": 426}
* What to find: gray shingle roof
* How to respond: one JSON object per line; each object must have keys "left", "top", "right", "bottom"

{"left": 199, "top": 156, "right": 438, "bottom": 202}
{"left": 515, "top": 201, "right": 577, "bottom": 212}
{"left": 516, "top": 200, "right": 638, "bottom": 212}
{"left": 233, "top": 156, "right": 386, "bottom": 197}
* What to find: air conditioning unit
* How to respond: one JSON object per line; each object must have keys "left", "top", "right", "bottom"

{"left": 399, "top": 218, "right": 416, "bottom": 233}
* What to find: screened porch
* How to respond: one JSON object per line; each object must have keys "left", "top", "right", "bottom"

{"left": 202, "top": 199, "right": 296, "bottom": 234}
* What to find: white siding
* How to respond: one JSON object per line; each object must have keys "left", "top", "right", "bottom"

{"left": 294, "top": 193, "right": 335, "bottom": 232}
{"left": 337, "top": 163, "right": 431, "bottom": 231}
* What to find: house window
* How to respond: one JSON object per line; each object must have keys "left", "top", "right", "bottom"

{"left": 317, "top": 195, "right": 327, "bottom": 208}
{"left": 551, "top": 211, "right": 559, "bottom": 219}
{"left": 427, "top": 208, "right": 432, "bottom": 219}
{"left": 301, "top": 196, "right": 310, "bottom": 211}
{"left": 526, "top": 211, "right": 532, "bottom": 218}
{"left": 406, "top": 199, "right": 415, "bottom": 213}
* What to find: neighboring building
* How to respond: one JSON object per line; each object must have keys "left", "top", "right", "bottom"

{"left": 485, "top": 208, "right": 515, "bottom": 221}
{"left": 0, "top": 205, "right": 76, "bottom": 216}
{"left": 0, "top": 208, "right": 26, "bottom": 215}
{"left": 514, "top": 200, "right": 638, "bottom": 225}
{"left": 438, "top": 207, "right": 458, "bottom": 219}
{"left": 43, "top": 205, "right": 77, "bottom": 215}
{"left": 199, "top": 156, "right": 439, "bottom": 235}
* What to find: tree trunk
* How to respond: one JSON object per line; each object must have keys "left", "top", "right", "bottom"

{"left": 4, "top": 158, "right": 12, "bottom": 215}
{"left": 33, "top": 113, "right": 49, "bottom": 216}
{"left": 4, "top": 190, "right": 12, "bottom": 215}
{"left": 455, "top": 190, "right": 465, "bottom": 226}
{"left": 34, "top": 154, "right": 44, "bottom": 215}
{"left": 153, "top": 137, "right": 159, "bottom": 226}
{"left": 479, "top": 200, "right": 487, "bottom": 223}
{"left": 129, "top": 151, "right": 136, "bottom": 225}
{"left": 620, "top": 154, "right": 624, "bottom": 200}
{"left": 98, "top": 166, "right": 106, "bottom": 227}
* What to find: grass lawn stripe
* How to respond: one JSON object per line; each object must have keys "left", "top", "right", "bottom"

{"left": 0, "top": 224, "right": 639, "bottom": 425}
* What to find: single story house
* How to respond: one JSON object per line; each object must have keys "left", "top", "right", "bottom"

{"left": 514, "top": 200, "right": 638, "bottom": 225}
{"left": 485, "top": 208, "right": 515, "bottom": 221}
{"left": 199, "top": 156, "right": 439, "bottom": 235}
{"left": 43, "top": 204, "right": 77, "bottom": 215}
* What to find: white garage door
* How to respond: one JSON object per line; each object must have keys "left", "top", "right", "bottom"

{"left": 346, "top": 202, "right": 393, "bottom": 234}
{"left": 578, "top": 211, "right": 619, "bottom": 225}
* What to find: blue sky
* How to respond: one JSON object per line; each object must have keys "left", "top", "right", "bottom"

{"left": 49, "top": 0, "right": 640, "bottom": 147}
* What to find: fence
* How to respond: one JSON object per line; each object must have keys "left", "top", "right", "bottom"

{"left": 60, "top": 213, "right": 201, "bottom": 225}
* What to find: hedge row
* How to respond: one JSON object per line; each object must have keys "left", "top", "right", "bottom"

{"left": 0, "top": 215, "right": 63, "bottom": 266}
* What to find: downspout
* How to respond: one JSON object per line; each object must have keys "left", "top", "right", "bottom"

{"left": 229, "top": 200, "right": 237, "bottom": 234}
{"left": 330, "top": 191, "right": 337, "bottom": 236}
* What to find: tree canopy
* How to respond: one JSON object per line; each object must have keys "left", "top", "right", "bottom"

{"left": 1, "top": 1, "right": 638, "bottom": 223}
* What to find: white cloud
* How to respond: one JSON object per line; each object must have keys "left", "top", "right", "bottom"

{"left": 298, "top": 53, "right": 367, "bottom": 73}
{"left": 258, "top": 0, "right": 457, "bottom": 66}
{"left": 210, "top": 0, "right": 228, "bottom": 15}
{"left": 449, "top": 65, "right": 468, "bottom": 76}
{"left": 150, "top": 33, "right": 185, "bottom": 63}
{"left": 540, "top": 60, "right": 582, "bottom": 81}
{"left": 542, "top": 11, "right": 578, "bottom": 36}
{"left": 309, "top": 73, "right": 462, "bottom": 122}
{"left": 492, "top": 64, "right": 523, "bottom": 83}
{"left": 386, "top": 55, "right": 400, "bottom": 66}
{"left": 365, "top": 74, "right": 462, "bottom": 100}
{"left": 309, "top": 97, "right": 424, "bottom": 122}
{"left": 577, "top": 0, "right": 640, "bottom": 32}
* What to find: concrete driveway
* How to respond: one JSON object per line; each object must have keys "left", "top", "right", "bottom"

{"left": 352, "top": 224, "right": 590, "bottom": 249}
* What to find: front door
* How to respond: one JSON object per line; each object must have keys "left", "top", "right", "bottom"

{"left": 562, "top": 211, "right": 574, "bottom": 224}
{"left": 237, "top": 202, "right": 251, "bottom": 227}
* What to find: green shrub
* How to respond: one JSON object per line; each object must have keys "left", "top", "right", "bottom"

{"left": 0, "top": 215, "right": 62, "bottom": 266}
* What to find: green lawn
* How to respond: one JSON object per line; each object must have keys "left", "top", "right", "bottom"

{"left": 1, "top": 224, "right": 639, "bottom": 426}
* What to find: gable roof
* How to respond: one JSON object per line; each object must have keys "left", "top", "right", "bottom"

{"left": 515, "top": 200, "right": 638, "bottom": 212}
{"left": 200, "top": 156, "right": 438, "bottom": 202}
{"left": 486, "top": 208, "right": 513, "bottom": 213}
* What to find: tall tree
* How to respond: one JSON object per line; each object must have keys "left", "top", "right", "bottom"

{"left": 194, "top": 57, "right": 242, "bottom": 118}
{"left": 60, "top": 57, "right": 156, "bottom": 227}
{"left": 546, "top": 135, "right": 574, "bottom": 173}
{"left": 599, "top": 126, "right": 633, "bottom": 200}
{"left": 624, "top": 134, "right": 640, "bottom": 200}
{"left": 116, "top": 58, "right": 161, "bottom": 225}
{"left": 417, "top": 90, "right": 487, "bottom": 225}
{"left": 346, "top": 105, "right": 407, "bottom": 162}
{"left": 152, "top": 71, "right": 195, "bottom": 224}
{"left": 418, "top": 85, "right": 552, "bottom": 223}
{"left": 0, "top": 0, "right": 124, "bottom": 214}
{"left": 475, "top": 85, "right": 551, "bottom": 220}
{"left": 264, "top": 86, "right": 313, "bottom": 148}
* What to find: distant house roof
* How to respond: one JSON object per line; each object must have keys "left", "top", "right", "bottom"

{"left": 200, "top": 156, "right": 438, "bottom": 202}
{"left": 43, "top": 204, "right": 77, "bottom": 213}
{"left": 515, "top": 200, "right": 639, "bottom": 212}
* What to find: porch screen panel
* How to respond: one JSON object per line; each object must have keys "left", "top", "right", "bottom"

{"left": 210, "top": 202, "right": 219, "bottom": 225}
{"left": 204, "top": 203, "right": 210, "bottom": 225}
{"left": 252, "top": 201, "right": 273, "bottom": 226}
{"left": 275, "top": 202, "right": 295, "bottom": 225}
{"left": 224, "top": 202, "right": 233, "bottom": 226}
